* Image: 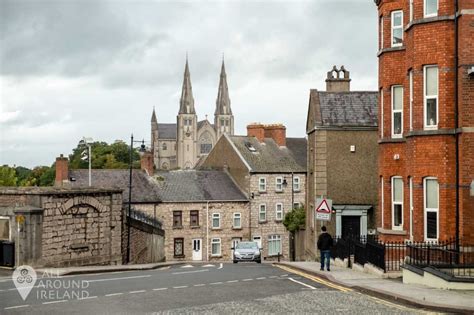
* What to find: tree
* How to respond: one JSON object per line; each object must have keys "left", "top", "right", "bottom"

{"left": 0, "top": 166, "right": 18, "bottom": 186}
{"left": 283, "top": 205, "right": 306, "bottom": 233}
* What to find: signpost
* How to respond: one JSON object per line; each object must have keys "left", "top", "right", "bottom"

{"left": 315, "top": 198, "right": 332, "bottom": 221}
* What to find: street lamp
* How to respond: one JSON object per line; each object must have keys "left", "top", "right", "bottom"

{"left": 283, "top": 172, "right": 295, "bottom": 261}
{"left": 79, "top": 137, "right": 93, "bottom": 187}
{"left": 126, "top": 134, "right": 146, "bottom": 264}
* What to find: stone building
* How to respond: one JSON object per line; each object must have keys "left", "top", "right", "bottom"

{"left": 134, "top": 170, "right": 249, "bottom": 262}
{"left": 201, "top": 124, "right": 307, "bottom": 261}
{"left": 305, "top": 66, "right": 378, "bottom": 260}
{"left": 375, "top": 0, "right": 474, "bottom": 243}
{"left": 0, "top": 187, "right": 123, "bottom": 267}
{"left": 151, "top": 58, "right": 235, "bottom": 170}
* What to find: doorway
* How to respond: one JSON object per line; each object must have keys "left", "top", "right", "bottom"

{"left": 192, "top": 239, "right": 202, "bottom": 261}
{"left": 341, "top": 216, "right": 361, "bottom": 239}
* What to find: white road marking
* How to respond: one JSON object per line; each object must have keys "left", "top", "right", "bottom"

{"left": 269, "top": 276, "right": 278, "bottom": 278}
{"left": 210, "top": 282, "right": 222, "bottom": 285}
{"left": 226, "top": 280, "right": 238, "bottom": 283}
{"left": 86, "top": 275, "right": 151, "bottom": 283}
{"left": 172, "top": 269, "right": 208, "bottom": 275}
{"left": 130, "top": 290, "right": 146, "bottom": 294}
{"left": 280, "top": 274, "right": 288, "bottom": 277}
{"left": 173, "top": 285, "right": 188, "bottom": 289}
{"left": 8, "top": 288, "right": 17, "bottom": 291}
{"left": 288, "top": 277, "right": 316, "bottom": 290}
{"left": 79, "top": 296, "right": 98, "bottom": 300}
{"left": 158, "top": 266, "right": 170, "bottom": 270}
{"left": 153, "top": 288, "right": 168, "bottom": 291}
{"left": 256, "top": 277, "right": 266, "bottom": 280}
{"left": 4, "top": 305, "right": 29, "bottom": 310}
{"left": 202, "top": 264, "right": 215, "bottom": 267}
{"left": 105, "top": 293, "right": 124, "bottom": 297}
{"left": 0, "top": 289, "right": 4, "bottom": 292}
{"left": 180, "top": 264, "right": 194, "bottom": 268}
{"left": 193, "top": 284, "right": 205, "bottom": 287}
{"left": 218, "top": 263, "right": 223, "bottom": 269}
{"left": 242, "top": 278, "right": 253, "bottom": 281}
{"left": 42, "top": 300, "right": 67, "bottom": 305}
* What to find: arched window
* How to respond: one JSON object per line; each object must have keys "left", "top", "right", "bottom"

{"left": 161, "top": 162, "right": 169, "bottom": 170}
{"left": 199, "top": 131, "right": 213, "bottom": 154}
{"left": 162, "top": 142, "right": 167, "bottom": 151}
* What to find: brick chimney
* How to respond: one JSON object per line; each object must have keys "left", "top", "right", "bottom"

{"left": 247, "top": 123, "right": 265, "bottom": 142}
{"left": 264, "top": 124, "right": 286, "bottom": 147}
{"left": 326, "top": 65, "right": 351, "bottom": 92}
{"left": 55, "top": 154, "right": 69, "bottom": 186}
{"left": 140, "top": 151, "right": 154, "bottom": 176}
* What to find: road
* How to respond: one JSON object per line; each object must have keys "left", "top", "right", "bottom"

{"left": 0, "top": 263, "right": 431, "bottom": 314}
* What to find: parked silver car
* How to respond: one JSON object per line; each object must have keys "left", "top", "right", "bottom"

{"left": 232, "top": 241, "right": 261, "bottom": 263}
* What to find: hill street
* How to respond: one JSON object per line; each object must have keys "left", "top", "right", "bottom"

{"left": 0, "top": 263, "right": 427, "bottom": 314}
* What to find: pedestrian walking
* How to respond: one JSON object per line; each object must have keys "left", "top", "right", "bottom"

{"left": 317, "top": 226, "right": 333, "bottom": 271}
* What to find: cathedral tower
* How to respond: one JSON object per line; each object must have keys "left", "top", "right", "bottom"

{"left": 214, "top": 59, "right": 234, "bottom": 139}
{"left": 176, "top": 58, "right": 198, "bottom": 169}
{"left": 151, "top": 107, "right": 159, "bottom": 168}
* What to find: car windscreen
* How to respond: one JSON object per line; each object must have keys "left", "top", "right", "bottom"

{"left": 236, "top": 242, "right": 258, "bottom": 249}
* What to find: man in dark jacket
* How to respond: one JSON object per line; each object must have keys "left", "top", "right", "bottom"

{"left": 317, "top": 226, "right": 333, "bottom": 271}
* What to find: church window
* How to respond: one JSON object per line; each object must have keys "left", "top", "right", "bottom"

{"left": 199, "top": 132, "right": 213, "bottom": 154}
{"left": 187, "top": 144, "right": 189, "bottom": 151}
{"left": 162, "top": 143, "right": 167, "bottom": 151}
{"left": 201, "top": 144, "right": 212, "bottom": 154}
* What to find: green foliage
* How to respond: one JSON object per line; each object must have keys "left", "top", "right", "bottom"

{"left": 69, "top": 139, "right": 140, "bottom": 170}
{"left": 283, "top": 205, "right": 306, "bottom": 233}
{"left": 0, "top": 166, "right": 18, "bottom": 186}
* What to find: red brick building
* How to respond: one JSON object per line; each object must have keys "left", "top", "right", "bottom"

{"left": 375, "top": 0, "right": 474, "bottom": 243}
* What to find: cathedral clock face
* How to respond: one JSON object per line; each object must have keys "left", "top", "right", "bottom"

{"left": 185, "top": 128, "right": 192, "bottom": 138}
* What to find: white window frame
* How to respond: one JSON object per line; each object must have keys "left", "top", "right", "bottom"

{"left": 293, "top": 202, "right": 301, "bottom": 209}
{"left": 409, "top": 0, "right": 414, "bottom": 22}
{"left": 293, "top": 176, "right": 300, "bottom": 191}
{"left": 409, "top": 70, "right": 413, "bottom": 131}
{"left": 268, "top": 235, "right": 282, "bottom": 256}
{"left": 423, "top": 65, "right": 439, "bottom": 130}
{"left": 275, "top": 203, "right": 283, "bottom": 221}
{"left": 233, "top": 212, "right": 241, "bottom": 229}
{"left": 380, "top": 88, "right": 384, "bottom": 138}
{"left": 275, "top": 177, "right": 283, "bottom": 192}
{"left": 391, "top": 86, "right": 404, "bottom": 138}
{"left": 259, "top": 204, "right": 267, "bottom": 222}
{"left": 212, "top": 213, "right": 221, "bottom": 229}
{"left": 424, "top": 0, "right": 438, "bottom": 18}
{"left": 391, "top": 176, "right": 404, "bottom": 231}
{"left": 391, "top": 10, "right": 403, "bottom": 47}
{"left": 258, "top": 177, "right": 267, "bottom": 192}
{"left": 424, "top": 177, "right": 439, "bottom": 241}
{"left": 211, "top": 238, "right": 221, "bottom": 256}
{"left": 0, "top": 216, "right": 11, "bottom": 241}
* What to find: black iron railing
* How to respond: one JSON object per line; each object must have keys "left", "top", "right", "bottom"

{"left": 128, "top": 207, "right": 163, "bottom": 229}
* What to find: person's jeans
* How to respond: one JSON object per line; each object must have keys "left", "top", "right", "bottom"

{"left": 320, "top": 250, "right": 331, "bottom": 270}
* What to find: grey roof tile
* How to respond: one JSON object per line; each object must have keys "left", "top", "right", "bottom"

{"left": 158, "top": 123, "right": 177, "bottom": 140}
{"left": 228, "top": 136, "right": 307, "bottom": 173}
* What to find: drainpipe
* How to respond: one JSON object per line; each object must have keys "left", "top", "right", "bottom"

{"left": 206, "top": 201, "right": 209, "bottom": 262}
{"left": 454, "top": 0, "right": 460, "bottom": 253}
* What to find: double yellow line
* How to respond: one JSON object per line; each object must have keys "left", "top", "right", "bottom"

{"left": 274, "top": 264, "right": 352, "bottom": 292}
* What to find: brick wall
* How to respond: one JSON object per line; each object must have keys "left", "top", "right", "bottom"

{"left": 122, "top": 216, "right": 165, "bottom": 264}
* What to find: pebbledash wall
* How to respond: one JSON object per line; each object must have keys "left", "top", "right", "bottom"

{"left": 0, "top": 187, "right": 123, "bottom": 267}
{"left": 375, "top": 0, "right": 474, "bottom": 242}
{"left": 134, "top": 202, "right": 249, "bottom": 261}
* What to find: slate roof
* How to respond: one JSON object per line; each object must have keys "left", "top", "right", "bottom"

{"left": 197, "top": 120, "right": 215, "bottom": 130}
{"left": 228, "top": 135, "right": 307, "bottom": 173}
{"left": 312, "top": 91, "right": 378, "bottom": 128}
{"left": 158, "top": 123, "right": 177, "bottom": 140}
{"left": 153, "top": 170, "right": 247, "bottom": 202}
{"left": 68, "top": 169, "right": 161, "bottom": 203}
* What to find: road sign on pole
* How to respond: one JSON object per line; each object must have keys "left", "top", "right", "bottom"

{"left": 315, "top": 198, "right": 332, "bottom": 221}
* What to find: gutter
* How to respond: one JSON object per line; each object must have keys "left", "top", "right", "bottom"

{"left": 454, "top": 0, "right": 460, "bottom": 253}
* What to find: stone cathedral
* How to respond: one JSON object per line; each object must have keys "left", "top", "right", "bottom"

{"left": 151, "top": 58, "right": 235, "bottom": 170}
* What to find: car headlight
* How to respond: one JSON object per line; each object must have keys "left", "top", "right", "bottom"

{"left": 254, "top": 251, "right": 261, "bottom": 256}
{"left": 234, "top": 252, "right": 242, "bottom": 257}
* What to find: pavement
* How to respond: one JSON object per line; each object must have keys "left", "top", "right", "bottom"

{"left": 277, "top": 261, "right": 474, "bottom": 314}
{"left": 0, "top": 262, "right": 428, "bottom": 314}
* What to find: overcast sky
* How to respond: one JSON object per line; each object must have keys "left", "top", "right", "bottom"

{"left": 0, "top": 0, "right": 378, "bottom": 168}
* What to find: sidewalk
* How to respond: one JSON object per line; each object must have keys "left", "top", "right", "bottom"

{"left": 35, "top": 261, "right": 185, "bottom": 276}
{"left": 277, "top": 261, "right": 474, "bottom": 314}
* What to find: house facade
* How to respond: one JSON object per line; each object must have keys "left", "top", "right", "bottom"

{"left": 305, "top": 66, "right": 379, "bottom": 260}
{"left": 201, "top": 124, "right": 307, "bottom": 261}
{"left": 375, "top": 0, "right": 474, "bottom": 243}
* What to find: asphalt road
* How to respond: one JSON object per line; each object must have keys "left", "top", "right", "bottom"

{"left": 0, "top": 263, "right": 432, "bottom": 314}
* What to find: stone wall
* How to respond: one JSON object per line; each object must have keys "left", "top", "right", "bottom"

{"left": 250, "top": 173, "right": 306, "bottom": 261}
{"left": 0, "top": 187, "right": 123, "bottom": 267}
{"left": 122, "top": 216, "right": 165, "bottom": 264}
{"left": 135, "top": 202, "right": 249, "bottom": 262}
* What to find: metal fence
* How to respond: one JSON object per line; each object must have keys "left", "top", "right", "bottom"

{"left": 128, "top": 207, "right": 163, "bottom": 230}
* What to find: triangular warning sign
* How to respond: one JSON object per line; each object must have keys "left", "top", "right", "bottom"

{"left": 316, "top": 199, "right": 331, "bottom": 213}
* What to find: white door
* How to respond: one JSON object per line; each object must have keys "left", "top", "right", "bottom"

{"left": 192, "top": 239, "right": 202, "bottom": 261}
{"left": 253, "top": 236, "right": 262, "bottom": 249}
{"left": 231, "top": 237, "right": 241, "bottom": 258}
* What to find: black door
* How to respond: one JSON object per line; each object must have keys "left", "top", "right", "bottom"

{"left": 341, "top": 216, "right": 361, "bottom": 239}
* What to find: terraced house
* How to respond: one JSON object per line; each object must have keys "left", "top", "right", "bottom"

{"left": 202, "top": 124, "right": 307, "bottom": 261}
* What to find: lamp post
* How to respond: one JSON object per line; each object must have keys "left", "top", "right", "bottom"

{"left": 126, "top": 134, "right": 146, "bottom": 264}
{"left": 283, "top": 172, "right": 295, "bottom": 261}
{"left": 79, "top": 137, "right": 93, "bottom": 186}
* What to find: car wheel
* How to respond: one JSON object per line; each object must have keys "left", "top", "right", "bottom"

{"left": 256, "top": 259, "right": 261, "bottom": 264}
{"left": 233, "top": 260, "right": 237, "bottom": 264}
